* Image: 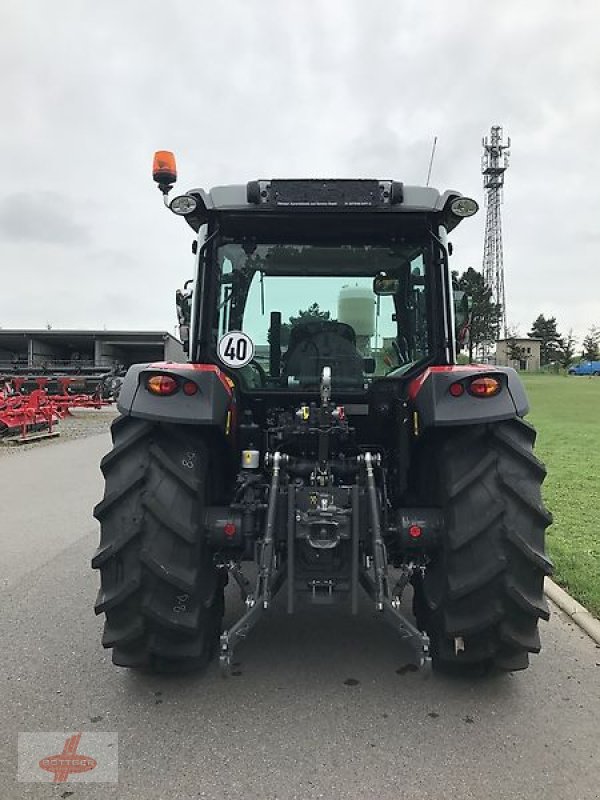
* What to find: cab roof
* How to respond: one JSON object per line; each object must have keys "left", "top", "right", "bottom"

{"left": 179, "top": 180, "right": 467, "bottom": 232}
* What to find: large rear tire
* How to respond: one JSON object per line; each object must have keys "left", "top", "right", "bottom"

{"left": 92, "top": 416, "right": 224, "bottom": 673}
{"left": 414, "top": 418, "right": 553, "bottom": 673}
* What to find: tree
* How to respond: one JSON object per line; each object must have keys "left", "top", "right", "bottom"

{"left": 505, "top": 327, "right": 527, "bottom": 366}
{"left": 556, "top": 329, "right": 577, "bottom": 369}
{"left": 271, "top": 303, "right": 332, "bottom": 347}
{"left": 582, "top": 326, "right": 600, "bottom": 361}
{"left": 455, "top": 268, "right": 502, "bottom": 361}
{"left": 528, "top": 315, "right": 561, "bottom": 365}
{"left": 288, "top": 302, "right": 331, "bottom": 327}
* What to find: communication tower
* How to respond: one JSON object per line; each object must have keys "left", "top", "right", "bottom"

{"left": 482, "top": 125, "right": 510, "bottom": 337}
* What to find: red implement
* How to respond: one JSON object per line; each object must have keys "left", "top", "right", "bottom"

{"left": 0, "top": 388, "right": 111, "bottom": 439}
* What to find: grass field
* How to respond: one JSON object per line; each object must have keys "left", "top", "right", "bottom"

{"left": 521, "top": 374, "right": 600, "bottom": 617}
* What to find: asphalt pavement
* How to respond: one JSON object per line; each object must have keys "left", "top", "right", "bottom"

{"left": 1, "top": 432, "right": 599, "bottom": 800}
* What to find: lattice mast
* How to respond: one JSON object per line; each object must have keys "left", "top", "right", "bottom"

{"left": 482, "top": 125, "right": 510, "bottom": 338}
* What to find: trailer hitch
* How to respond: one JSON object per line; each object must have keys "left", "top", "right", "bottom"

{"left": 219, "top": 444, "right": 430, "bottom": 674}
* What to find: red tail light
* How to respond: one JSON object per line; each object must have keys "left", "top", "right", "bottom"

{"left": 182, "top": 381, "right": 198, "bottom": 396}
{"left": 468, "top": 376, "right": 501, "bottom": 398}
{"left": 449, "top": 382, "right": 465, "bottom": 397}
{"left": 146, "top": 374, "right": 178, "bottom": 396}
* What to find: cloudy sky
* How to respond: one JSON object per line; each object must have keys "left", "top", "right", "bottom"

{"left": 1, "top": 0, "right": 598, "bottom": 344}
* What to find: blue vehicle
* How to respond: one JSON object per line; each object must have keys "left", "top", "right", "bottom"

{"left": 568, "top": 361, "right": 600, "bottom": 376}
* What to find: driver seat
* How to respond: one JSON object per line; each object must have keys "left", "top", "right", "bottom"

{"left": 282, "top": 320, "right": 364, "bottom": 388}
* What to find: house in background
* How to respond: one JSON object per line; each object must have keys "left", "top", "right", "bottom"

{"left": 495, "top": 337, "right": 541, "bottom": 371}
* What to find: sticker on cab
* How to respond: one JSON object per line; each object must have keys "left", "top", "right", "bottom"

{"left": 217, "top": 331, "right": 255, "bottom": 369}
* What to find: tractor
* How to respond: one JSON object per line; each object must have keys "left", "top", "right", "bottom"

{"left": 92, "top": 152, "right": 552, "bottom": 675}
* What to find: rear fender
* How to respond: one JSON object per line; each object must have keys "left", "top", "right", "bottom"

{"left": 408, "top": 366, "right": 528, "bottom": 430}
{"left": 117, "top": 362, "right": 233, "bottom": 428}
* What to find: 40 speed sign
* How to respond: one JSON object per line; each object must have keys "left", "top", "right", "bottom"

{"left": 217, "top": 331, "right": 255, "bottom": 368}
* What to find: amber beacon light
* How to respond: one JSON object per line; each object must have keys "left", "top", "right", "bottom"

{"left": 152, "top": 150, "right": 177, "bottom": 187}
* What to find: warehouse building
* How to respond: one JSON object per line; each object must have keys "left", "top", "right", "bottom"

{"left": 0, "top": 329, "right": 185, "bottom": 374}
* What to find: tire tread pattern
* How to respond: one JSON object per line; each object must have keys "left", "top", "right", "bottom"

{"left": 419, "top": 417, "right": 552, "bottom": 672}
{"left": 92, "top": 415, "right": 223, "bottom": 672}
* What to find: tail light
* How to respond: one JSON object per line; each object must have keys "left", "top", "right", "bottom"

{"left": 449, "top": 382, "right": 465, "bottom": 397}
{"left": 146, "top": 374, "right": 178, "bottom": 396}
{"left": 468, "top": 376, "right": 501, "bottom": 397}
{"left": 182, "top": 381, "right": 198, "bottom": 396}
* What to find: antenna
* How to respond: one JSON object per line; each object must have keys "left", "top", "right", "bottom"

{"left": 481, "top": 125, "right": 510, "bottom": 339}
{"left": 426, "top": 136, "right": 438, "bottom": 187}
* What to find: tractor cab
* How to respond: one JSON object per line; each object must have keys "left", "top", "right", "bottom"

{"left": 212, "top": 236, "right": 431, "bottom": 394}
{"left": 153, "top": 151, "right": 478, "bottom": 410}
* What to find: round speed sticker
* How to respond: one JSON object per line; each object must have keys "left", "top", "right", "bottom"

{"left": 217, "top": 331, "right": 255, "bottom": 369}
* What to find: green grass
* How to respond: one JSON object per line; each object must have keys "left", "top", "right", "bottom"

{"left": 520, "top": 373, "right": 600, "bottom": 617}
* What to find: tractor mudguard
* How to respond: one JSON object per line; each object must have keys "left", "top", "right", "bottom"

{"left": 408, "top": 365, "right": 528, "bottom": 430}
{"left": 117, "top": 362, "right": 232, "bottom": 427}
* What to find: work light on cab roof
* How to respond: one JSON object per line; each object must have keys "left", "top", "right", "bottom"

{"left": 449, "top": 196, "right": 478, "bottom": 217}
{"left": 170, "top": 194, "right": 198, "bottom": 215}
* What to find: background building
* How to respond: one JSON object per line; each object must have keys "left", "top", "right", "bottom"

{"left": 0, "top": 329, "right": 184, "bottom": 374}
{"left": 495, "top": 337, "right": 541, "bottom": 371}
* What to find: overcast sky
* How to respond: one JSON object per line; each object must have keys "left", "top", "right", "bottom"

{"left": 1, "top": 0, "right": 599, "bottom": 344}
